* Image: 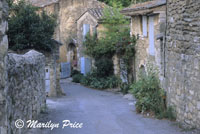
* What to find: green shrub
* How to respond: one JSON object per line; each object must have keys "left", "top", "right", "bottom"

{"left": 80, "top": 72, "right": 96, "bottom": 86}
{"left": 157, "top": 106, "right": 176, "bottom": 120}
{"left": 120, "top": 83, "right": 130, "bottom": 95}
{"left": 106, "top": 76, "right": 121, "bottom": 89}
{"left": 71, "top": 70, "right": 81, "bottom": 76}
{"left": 80, "top": 71, "right": 120, "bottom": 89}
{"left": 131, "top": 64, "right": 176, "bottom": 120}
{"left": 72, "top": 74, "right": 84, "bottom": 83}
{"left": 95, "top": 58, "right": 114, "bottom": 78}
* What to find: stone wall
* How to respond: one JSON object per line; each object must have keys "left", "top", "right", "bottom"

{"left": 166, "top": 0, "right": 200, "bottom": 128}
{"left": 6, "top": 50, "right": 46, "bottom": 134}
{"left": 0, "top": 0, "right": 9, "bottom": 133}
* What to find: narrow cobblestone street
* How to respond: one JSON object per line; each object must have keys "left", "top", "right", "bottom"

{"left": 35, "top": 80, "right": 198, "bottom": 134}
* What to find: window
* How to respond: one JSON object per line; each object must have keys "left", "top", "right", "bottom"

{"left": 142, "top": 16, "right": 147, "bottom": 37}
{"left": 83, "top": 24, "right": 90, "bottom": 41}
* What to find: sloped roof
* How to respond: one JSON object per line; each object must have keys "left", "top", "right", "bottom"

{"left": 28, "top": 0, "right": 59, "bottom": 7}
{"left": 76, "top": 8, "right": 105, "bottom": 22}
{"left": 121, "top": 0, "right": 166, "bottom": 15}
{"left": 88, "top": 8, "right": 105, "bottom": 20}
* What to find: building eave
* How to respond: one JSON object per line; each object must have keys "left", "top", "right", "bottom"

{"left": 121, "top": 0, "right": 166, "bottom": 16}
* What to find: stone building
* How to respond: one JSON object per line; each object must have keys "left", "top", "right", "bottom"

{"left": 121, "top": 0, "right": 166, "bottom": 85}
{"left": 76, "top": 8, "right": 105, "bottom": 73}
{"left": 165, "top": 0, "right": 200, "bottom": 128}
{"left": 28, "top": 0, "right": 105, "bottom": 63}
{"left": 76, "top": 8, "right": 121, "bottom": 76}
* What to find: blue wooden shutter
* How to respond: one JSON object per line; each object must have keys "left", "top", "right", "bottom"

{"left": 142, "top": 16, "right": 147, "bottom": 37}
{"left": 81, "top": 57, "right": 91, "bottom": 76}
{"left": 148, "top": 16, "right": 155, "bottom": 55}
{"left": 83, "top": 24, "right": 90, "bottom": 41}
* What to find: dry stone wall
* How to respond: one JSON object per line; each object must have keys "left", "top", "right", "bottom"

{"left": 0, "top": 0, "right": 9, "bottom": 133}
{"left": 6, "top": 50, "right": 46, "bottom": 134}
{"left": 0, "top": 1, "right": 47, "bottom": 134}
{"left": 166, "top": 0, "right": 200, "bottom": 128}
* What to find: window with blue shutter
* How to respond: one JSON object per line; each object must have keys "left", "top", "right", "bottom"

{"left": 148, "top": 16, "right": 155, "bottom": 56}
{"left": 83, "top": 24, "right": 90, "bottom": 41}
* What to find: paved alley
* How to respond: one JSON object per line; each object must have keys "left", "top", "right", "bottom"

{"left": 37, "top": 80, "right": 198, "bottom": 134}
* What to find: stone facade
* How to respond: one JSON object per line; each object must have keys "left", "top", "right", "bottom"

{"left": 29, "top": 0, "right": 105, "bottom": 63}
{"left": 0, "top": 0, "right": 9, "bottom": 133}
{"left": 6, "top": 50, "right": 46, "bottom": 134}
{"left": 76, "top": 8, "right": 105, "bottom": 71}
{"left": 166, "top": 0, "right": 200, "bottom": 128}
{"left": 121, "top": 0, "right": 166, "bottom": 86}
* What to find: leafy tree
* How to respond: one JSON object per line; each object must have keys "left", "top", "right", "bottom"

{"left": 84, "top": 6, "right": 135, "bottom": 59}
{"left": 7, "top": 0, "right": 57, "bottom": 52}
{"left": 84, "top": 6, "right": 136, "bottom": 83}
{"left": 98, "top": 0, "right": 132, "bottom": 7}
{"left": 98, "top": 0, "right": 153, "bottom": 7}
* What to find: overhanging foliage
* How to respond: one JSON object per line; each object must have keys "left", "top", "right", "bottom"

{"left": 7, "top": 0, "right": 57, "bottom": 52}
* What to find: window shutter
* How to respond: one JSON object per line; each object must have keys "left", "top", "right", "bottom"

{"left": 83, "top": 24, "right": 90, "bottom": 41}
{"left": 142, "top": 16, "right": 147, "bottom": 37}
{"left": 148, "top": 16, "right": 155, "bottom": 55}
